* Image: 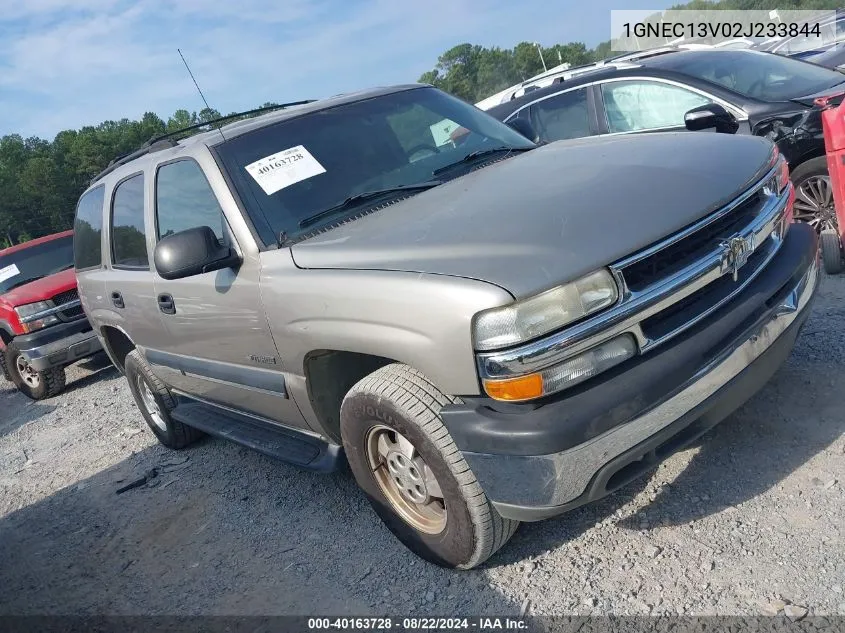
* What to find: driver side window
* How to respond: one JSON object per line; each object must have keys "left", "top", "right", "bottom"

{"left": 601, "top": 80, "right": 712, "bottom": 133}
{"left": 156, "top": 160, "right": 225, "bottom": 242}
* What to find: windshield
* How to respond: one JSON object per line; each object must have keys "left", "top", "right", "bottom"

{"left": 216, "top": 86, "right": 535, "bottom": 242}
{"left": 674, "top": 50, "right": 845, "bottom": 101}
{"left": 0, "top": 235, "right": 74, "bottom": 294}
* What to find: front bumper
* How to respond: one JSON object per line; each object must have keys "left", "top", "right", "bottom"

{"left": 442, "top": 225, "right": 819, "bottom": 521}
{"left": 13, "top": 318, "right": 102, "bottom": 372}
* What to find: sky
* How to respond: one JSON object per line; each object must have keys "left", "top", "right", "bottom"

{"left": 0, "top": 0, "right": 679, "bottom": 139}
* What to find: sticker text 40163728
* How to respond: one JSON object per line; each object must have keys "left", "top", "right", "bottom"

{"left": 244, "top": 145, "right": 326, "bottom": 196}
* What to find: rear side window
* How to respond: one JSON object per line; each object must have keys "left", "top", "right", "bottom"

{"left": 110, "top": 173, "right": 149, "bottom": 268}
{"left": 74, "top": 186, "right": 105, "bottom": 270}
{"left": 156, "top": 160, "right": 224, "bottom": 240}
{"left": 529, "top": 88, "right": 592, "bottom": 141}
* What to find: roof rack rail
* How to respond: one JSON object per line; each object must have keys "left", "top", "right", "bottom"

{"left": 90, "top": 99, "right": 316, "bottom": 185}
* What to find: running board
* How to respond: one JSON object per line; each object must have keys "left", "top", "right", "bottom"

{"left": 170, "top": 398, "right": 342, "bottom": 472}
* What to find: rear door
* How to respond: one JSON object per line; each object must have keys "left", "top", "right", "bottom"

{"left": 523, "top": 86, "right": 598, "bottom": 142}
{"left": 72, "top": 186, "right": 108, "bottom": 328}
{"left": 101, "top": 172, "right": 164, "bottom": 352}
{"left": 148, "top": 157, "right": 306, "bottom": 428}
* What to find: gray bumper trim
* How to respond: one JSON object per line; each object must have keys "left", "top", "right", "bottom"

{"left": 22, "top": 330, "right": 103, "bottom": 371}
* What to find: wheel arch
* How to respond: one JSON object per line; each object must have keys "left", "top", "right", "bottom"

{"left": 99, "top": 325, "right": 136, "bottom": 373}
{"left": 303, "top": 349, "right": 399, "bottom": 443}
{"left": 789, "top": 146, "right": 826, "bottom": 172}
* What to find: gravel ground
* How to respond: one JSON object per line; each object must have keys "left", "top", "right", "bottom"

{"left": 0, "top": 274, "right": 843, "bottom": 617}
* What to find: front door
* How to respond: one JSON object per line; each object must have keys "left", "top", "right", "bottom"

{"left": 147, "top": 157, "right": 306, "bottom": 429}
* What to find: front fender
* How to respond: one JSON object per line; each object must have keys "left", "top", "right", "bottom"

{"left": 259, "top": 263, "right": 513, "bottom": 397}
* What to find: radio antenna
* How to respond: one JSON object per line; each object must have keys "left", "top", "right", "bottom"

{"left": 177, "top": 48, "right": 225, "bottom": 141}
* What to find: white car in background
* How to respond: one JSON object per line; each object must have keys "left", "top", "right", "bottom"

{"left": 475, "top": 63, "right": 571, "bottom": 110}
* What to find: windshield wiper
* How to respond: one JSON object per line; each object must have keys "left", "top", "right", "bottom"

{"left": 433, "top": 146, "right": 532, "bottom": 176}
{"left": 298, "top": 181, "right": 443, "bottom": 229}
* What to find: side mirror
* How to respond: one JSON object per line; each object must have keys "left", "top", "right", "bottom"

{"left": 684, "top": 103, "right": 739, "bottom": 134}
{"left": 154, "top": 226, "right": 241, "bottom": 280}
{"left": 507, "top": 118, "right": 540, "bottom": 143}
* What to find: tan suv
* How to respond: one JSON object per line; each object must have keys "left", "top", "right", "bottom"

{"left": 75, "top": 85, "right": 818, "bottom": 568}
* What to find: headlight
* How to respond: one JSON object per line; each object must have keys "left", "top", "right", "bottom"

{"left": 764, "top": 149, "right": 793, "bottom": 233}
{"left": 15, "top": 301, "right": 59, "bottom": 333}
{"left": 764, "top": 150, "right": 790, "bottom": 197}
{"left": 482, "top": 334, "right": 637, "bottom": 401}
{"left": 472, "top": 269, "right": 618, "bottom": 351}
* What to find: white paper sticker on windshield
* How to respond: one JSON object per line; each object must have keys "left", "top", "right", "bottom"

{"left": 244, "top": 145, "right": 326, "bottom": 196}
{"left": 0, "top": 263, "right": 20, "bottom": 284}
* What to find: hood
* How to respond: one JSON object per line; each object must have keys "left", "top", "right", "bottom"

{"left": 290, "top": 132, "right": 774, "bottom": 299}
{"left": 1, "top": 268, "right": 77, "bottom": 307}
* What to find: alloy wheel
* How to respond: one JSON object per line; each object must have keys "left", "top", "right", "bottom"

{"left": 15, "top": 355, "right": 40, "bottom": 388}
{"left": 793, "top": 175, "right": 838, "bottom": 232}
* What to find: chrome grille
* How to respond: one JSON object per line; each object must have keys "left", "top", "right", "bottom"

{"left": 615, "top": 168, "right": 788, "bottom": 353}
{"left": 51, "top": 289, "right": 79, "bottom": 306}
{"left": 621, "top": 190, "right": 764, "bottom": 292}
{"left": 51, "top": 288, "right": 84, "bottom": 321}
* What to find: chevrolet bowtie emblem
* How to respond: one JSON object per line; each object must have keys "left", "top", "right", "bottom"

{"left": 720, "top": 235, "right": 754, "bottom": 282}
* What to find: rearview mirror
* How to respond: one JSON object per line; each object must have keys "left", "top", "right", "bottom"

{"left": 684, "top": 103, "right": 739, "bottom": 134}
{"left": 154, "top": 226, "right": 242, "bottom": 280}
{"left": 507, "top": 118, "right": 540, "bottom": 143}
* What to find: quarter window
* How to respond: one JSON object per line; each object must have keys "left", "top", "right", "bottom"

{"left": 528, "top": 88, "right": 592, "bottom": 141}
{"left": 73, "top": 186, "right": 105, "bottom": 270}
{"left": 110, "top": 174, "right": 149, "bottom": 268}
{"left": 601, "top": 81, "right": 711, "bottom": 133}
{"left": 156, "top": 160, "right": 224, "bottom": 240}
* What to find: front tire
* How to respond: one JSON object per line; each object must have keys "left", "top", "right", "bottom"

{"left": 124, "top": 349, "right": 203, "bottom": 449}
{"left": 5, "top": 343, "right": 66, "bottom": 400}
{"left": 340, "top": 363, "right": 519, "bottom": 569}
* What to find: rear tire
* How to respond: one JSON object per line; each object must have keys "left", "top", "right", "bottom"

{"left": 5, "top": 343, "right": 66, "bottom": 400}
{"left": 124, "top": 349, "right": 203, "bottom": 449}
{"left": 821, "top": 229, "right": 844, "bottom": 274}
{"left": 340, "top": 363, "right": 519, "bottom": 569}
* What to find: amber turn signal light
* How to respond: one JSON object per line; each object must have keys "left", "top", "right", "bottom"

{"left": 482, "top": 373, "right": 544, "bottom": 402}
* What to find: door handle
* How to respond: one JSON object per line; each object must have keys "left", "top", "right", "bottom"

{"left": 111, "top": 291, "right": 124, "bottom": 309}
{"left": 157, "top": 293, "right": 176, "bottom": 315}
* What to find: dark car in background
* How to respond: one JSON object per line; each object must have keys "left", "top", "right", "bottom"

{"left": 485, "top": 49, "right": 845, "bottom": 232}
{"left": 754, "top": 11, "right": 845, "bottom": 60}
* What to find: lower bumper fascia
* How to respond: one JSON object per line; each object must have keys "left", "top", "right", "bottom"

{"left": 20, "top": 330, "right": 103, "bottom": 371}
{"left": 464, "top": 257, "right": 819, "bottom": 522}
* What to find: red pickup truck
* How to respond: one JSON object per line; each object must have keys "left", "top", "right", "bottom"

{"left": 0, "top": 230, "right": 102, "bottom": 399}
